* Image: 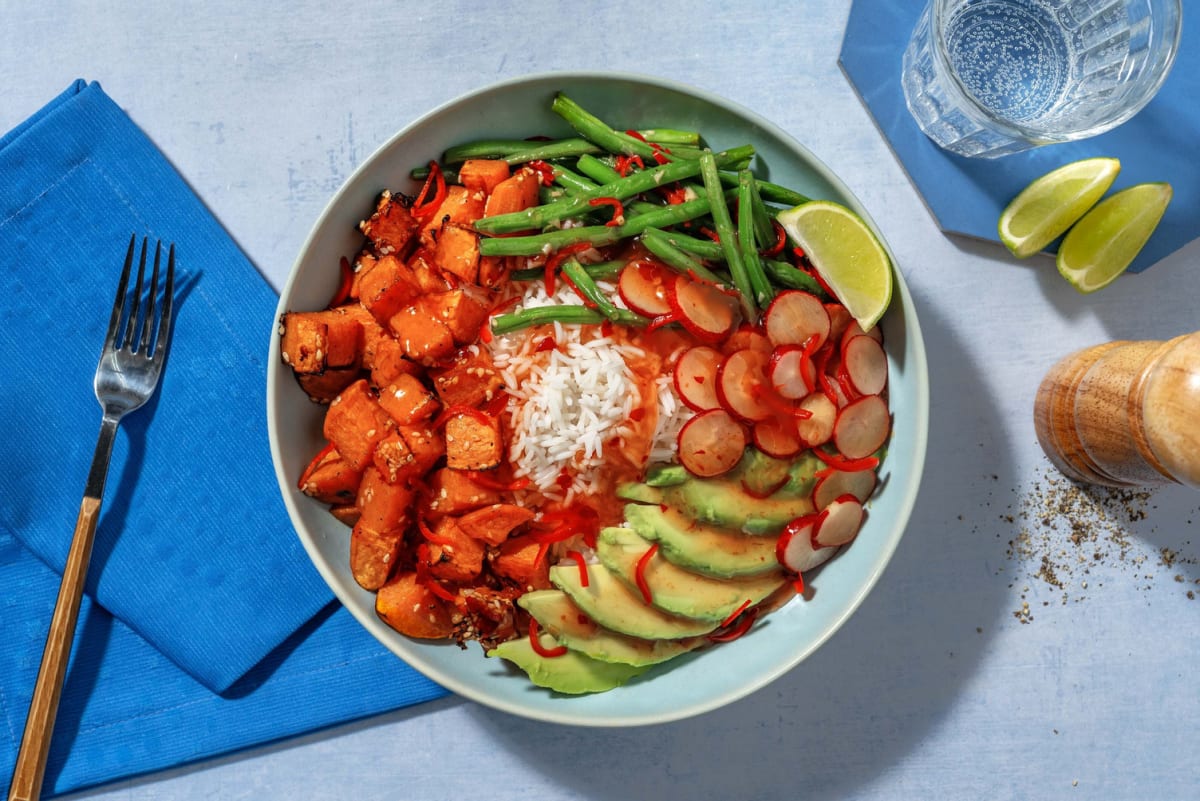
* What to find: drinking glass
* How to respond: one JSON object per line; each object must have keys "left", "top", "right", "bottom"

{"left": 901, "top": 0, "right": 1182, "bottom": 158}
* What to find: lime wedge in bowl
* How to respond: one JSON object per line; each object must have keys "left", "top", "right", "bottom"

{"left": 777, "top": 200, "right": 893, "bottom": 331}
{"left": 998, "top": 157, "right": 1120, "bottom": 258}
{"left": 1056, "top": 182, "right": 1173, "bottom": 294}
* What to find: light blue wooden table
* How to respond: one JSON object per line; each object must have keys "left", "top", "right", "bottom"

{"left": 3, "top": 1, "right": 1197, "bottom": 798}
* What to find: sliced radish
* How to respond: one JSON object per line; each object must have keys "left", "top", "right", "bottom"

{"left": 716, "top": 349, "right": 772, "bottom": 423}
{"left": 832, "top": 394, "right": 891, "bottom": 460}
{"left": 618, "top": 260, "right": 672, "bottom": 317}
{"left": 677, "top": 408, "right": 747, "bottom": 477}
{"left": 842, "top": 335, "right": 888, "bottom": 396}
{"left": 794, "top": 392, "right": 837, "bottom": 448}
{"left": 723, "top": 325, "right": 772, "bottom": 356}
{"left": 825, "top": 302, "right": 852, "bottom": 346}
{"left": 673, "top": 346, "right": 723, "bottom": 411}
{"left": 669, "top": 275, "right": 737, "bottom": 344}
{"left": 812, "top": 494, "right": 864, "bottom": 547}
{"left": 763, "top": 290, "right": 829, "bottom": 349}
{"left": 768, "top": 345, "right": 815, "bottom": 399}
{"left": 776, "top": 514, "right": 836, "bottom": 573}
{"left": 813, "top": 468, "right": 878, "bottom": 510}
{"left": 753, "top": 415, "right": 803, "bottom": 459}
{"left": 842, "top": 318, "right": 884, "bottom": 347}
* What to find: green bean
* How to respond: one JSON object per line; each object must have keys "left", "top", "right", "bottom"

{"left": 640, "top": 228, "right": 728, "bottom": 286}
{"left": 718, "top": 171, "right": 810, "bottom": 207}
{"left": 561, "top": 260, "right": 649, "bottom": 325}
{"left": 634, "top": 128, "right": 701, "bottom": 146}
{"left": 510, "top": 259, "right": 625, "bottom": 282}
{"left": 441, "top": 130, "right": 700, "bottom": 165}
{"left": 475, "top": 145, "right": 754, "bottom": 235}
{"left": 575, "top": 153, "right": 622, "bottom": 185}
{"left": 491, "top": 305, "right": 608, "bottom": 335}
{"left": 737, "top": 170, "right": 775, "bottom": 308}
{"left": 699, "top": 153, "right": 756, "bottom": 319}
{"left": 762, "top": 259, "right": 828, "bottom": 297}
{"left": 644, "top": 227, "right": 725, "bottom": 260}
{"left": 479, "top": 197, "right": 714, "bottom": 257}
{"left": 743, "top": 170, "right": 778, "bottom": 250}
{"left": 551, "top": 93, "right": 661, "bottom": 160}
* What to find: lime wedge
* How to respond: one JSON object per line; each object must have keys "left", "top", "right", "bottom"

{"left": 1056, "top": 183, "right": 1172, "bottom": 294}
{"left": 998, "top": 157, "right": 1120, "bottom": 258}
{"left": 776, "top": 200, "right": 893, "bottom": 331}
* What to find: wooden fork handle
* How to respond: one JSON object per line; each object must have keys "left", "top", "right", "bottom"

{"left": 7, "top": 497, "right": 101, "bottom": 801}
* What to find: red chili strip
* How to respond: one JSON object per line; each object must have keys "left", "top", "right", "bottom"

{"left": 484, "top": 390, "right": 511, "bottom": 418}
{"left": 792, "top": 573, "right": 806, "bottom": 596}
{"left": 761, "top": 220, "right": 787, "bottom": 257}
{"left": 559, "top": 271, "right": 598, "bottom": 309}
{"left": 588, "top": 196, "right": 625, "bottom": 227}
{"left": 528, "top": 523, "right": 574, "bottom": 545}
{"left": 528, "top": 618, "right": 568, "bottom": 658}
{"left": 812, "top": 450, "right": 880, "bottom": 472}
{"left": 649, "top": 143, "right": 671, "bottom": 165}
{"left": 543, "top": 242, "right": 594, "bottom": 295}
{"left": 327, "top": 256, "right": 354, "bottom": 308}
{"left": 708, "top": 608, "right": 758, "bottom": 643}
{"left": 534, "top": 541, "right": 551, "bottom": 568}
{"left": 565, "top": 550, "right": 590, "bottom": 588}
{"left": 614, "top": 154, "right": 645, "bottom": 177}
{"left": 527, "top": 159, "right": 556, "bottom": 186}
{"left": 719, "top": 599, "right": 753, "bottom": 629}
{"left": 417, "top": 516, "right": 456, "bottom": 546}
{"left": 535, "top": 336, "right": 558, "bottom": 352}
{"left": 624, "top": 129, "right": 648, "bottom": 143}
{"left": 296, "top": 442, "right": 336, "bottom": 491}
{"left": 433, "top": 403, "right": 493, "bottom": 430}
{"left": 646, "top": 312, "right": 678, "bottom": 333}
{"left": 411, "top": 161, "right": 447, "bottom": 223}
{"left": 661, "top": 185, "right": 689, "bottom": 205}
{"left": 479, "top": 295, "right": 522, "bottom": 344}
{"left": 634, "top": 543, "right": 659, "bottom": 605}
{"left": 415, "top": 545, "right": 459, "bottom": 603}
{"left": 463, "top": 470, "right": 531, "bottom": 492}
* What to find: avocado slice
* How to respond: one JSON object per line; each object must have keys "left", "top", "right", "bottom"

{"left": 624, "top": 503, "right": 779, "bottom": 578}
{"left": 616, "top": 481, "right": 664, "bottom": 505}
{"left": 597, "top": 527, "right": 786, "bottom": 622}
{"left": 644, "top": 463, "right": 690, "bottom": 487}
{"left": 519, "top": 589, "right": 706, "bottom": 667}
{"left": 549, "top": 563, "right": 717, "bottom": 640}
{"left": 666, "top": 477, "right": 816, "bottom": 534}
{"left": 488, "top": 637, "right": 647, "bottom": 694}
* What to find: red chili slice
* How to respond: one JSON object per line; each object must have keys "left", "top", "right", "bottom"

{"left": 411, "top": 161, "right": 447, "bottom": 224}
{"left": 296, "top": 442, "right": 336, "bottom": 491}
{"left": 417, "top": 516, "right": 456, "bottom": 546}
{"left": 327, "top": 256, "right": 354, "bottom": 308}
{"left": 462, "top": 470, "right": 531, "bottom": 492}
{"left": 528, "top": 618, "right": 568, "bottom": 658}
{"left": 707, "top": 608, "right": 758, "bottom": 643}
{"left": 719, "top": 598, "right": 753, "bottom": 629}
{"left": 812, "top": 450, "right": 880, "bottom": 472}
{"left": 526, "top": 159, "right": 556, "bottom": 186}
{"left": 589, "top": 197, "right": 625, "bottom": 227}
{"left": 565, "top": 550, "right": 589, "bottom": 588}
{"left": 433, "top": 404, "right": 493, "bottom": 430}
{"left": 634, "top": 543, "right": 659, "bottom": 605}
{"left": 543, "top": 242, "right": 594, "bottom": 295}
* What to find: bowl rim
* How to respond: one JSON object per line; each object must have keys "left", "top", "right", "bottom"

{"left": 267, "top": 69, "right": 930, "bottom": 726}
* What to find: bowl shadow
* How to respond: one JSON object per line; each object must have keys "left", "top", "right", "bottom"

{"left": 465, "top": 298, "right": 1019, "bottom": 799}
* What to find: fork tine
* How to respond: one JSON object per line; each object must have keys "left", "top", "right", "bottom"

{"left": 153, "top": 244, "right": 176, "bottom": 362}
{"left": 122, "top": 238, "right": 148, "bottom": 350}
{"left": 105, "top": 235, "right": 137, "bottom": 351}
{"left": 138, "top": 241, "right": 162, "bottom": 354}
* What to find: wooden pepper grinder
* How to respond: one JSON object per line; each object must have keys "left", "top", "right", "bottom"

{"left": 1034, "top": 332, "right": 1200, "bottom": 489}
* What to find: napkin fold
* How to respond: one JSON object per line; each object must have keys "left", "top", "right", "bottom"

{"left": 838, "top": 0, "right": 1200, "bottom": 272}
{"left": 0, "top": 81, "right": 447, "bottom": 797}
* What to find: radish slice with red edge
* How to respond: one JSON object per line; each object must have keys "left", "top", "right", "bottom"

{"left": 825, "top": 302, "right": 852, "bottom": 345}
{"left": 842, "top": 319, "right": 884, "bottom": 348}
{"left": 673, "top": 346, "right": 723, "bottom": 411}
{"left": 776, "top": 514, "right": 837, "bottom": 574}
{"left": 764, "top": 290, "right": 830, "bottom": 349}
{"left": 752, "top": 415, "right": 803, "bottom": 459}
{"left": 716, "top": 349, "right": 773, "bottom": 423}
{"left": 812, "top": 494, "right": 864, "bottom": 547}
{"left": 677, "top": 408, "right": 747, "bottom": 477}
{"left": 768, "top": 345, "right": 814, "bottom": 399}
{"left": 832, "top": 394, "right": 891, "bottom": 460}
{"left": 618, "top": 260, "right": 672, "bottom": 317}
{"left": 794, "top": 392, "right": 837, "bottom": 448}
{"left": 842, "top": 335, "right": 888, "bottom": 396}
{"left": 669, "top": 275, "right": 737, "bottom": 344}
{"left": 813, "top": 468, "right": 878, "bottom": 510}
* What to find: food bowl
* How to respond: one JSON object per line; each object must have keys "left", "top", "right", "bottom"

{"left": 267, "top": 72, "right": 929, "bottom": 726}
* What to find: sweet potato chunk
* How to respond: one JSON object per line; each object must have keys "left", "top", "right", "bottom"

{"left": 414, "top": 289, "right": 490, "bottom": 345}
{"left": 429, "top": 348, "right": 506, "bottom": 408}
{"left": 459, "top": 159, "right": 511, "bottom": 195}
{"left": 491, "top": 535, "right": 550, "bottom": 590}
{"left": 457, "top": 503, "right": 535, "bottom": 546}
{"left": 406, "top": 248, "right": 454, "bottom": 294}
{"left": 483, "top": 167, "right": 540, "bottom": 218}
{"left": 433, "top": 223, "right": 480, "bottom": 285}
{"left": 444, "top": 413, "right": 502, "bottom": 471}
{"left": 396, "top": 423, "right": 446, "bottom": 477}
{"left": 377, "top": 373, "right": 439, "bottom": 426}
{"left": 423, "top": 467, "right": 502, "bottom": 519}
{"left": 357, "top": 254, "right": 421, "bottom": 325}
{"left": 350, "top": 521, "right": 404, "bottom": 590}
{"left": 322, "top": 380, "right": 394, "bottom": 471}
{"left": 372, "top": 432, "right": 417, "bottom": 485}
{"left": 296, "top": 367, "right": 360, "bottom": 404}
{"left": 298, "top": 445, "right": 362, "bottom": 506}
{"left": 388, "top": 306, "right": 455, "bottom": 365}
{"left": 421, "top": 517, "right": 485, "bottom": 583}
{"left": 356, "top": 466, "right": 416, "bottom": 532}
{"left": 375, "top": 572, "right": 455, "bottom": 639}
{"left": 360, "top": 190, "right": 420, "bottom": 257}
{"left": 419, "top": 185, "right": 485, "bottom": 247}
{"left": 367, "top": 336, "right": 421, "bottom": 389}
{"left": 279, "top": 309, "right": 361, "bottom": 374}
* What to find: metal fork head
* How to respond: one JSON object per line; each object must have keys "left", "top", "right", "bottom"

{"left": 94, "top": 235, "right": 175, "bottom": 418}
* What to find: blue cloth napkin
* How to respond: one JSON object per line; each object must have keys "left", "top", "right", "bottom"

{"left": 0, "top": 81, "right": 447, "bottom": 797}
{"left": 839, "top": 0, "right": 1200, "bottom": 272}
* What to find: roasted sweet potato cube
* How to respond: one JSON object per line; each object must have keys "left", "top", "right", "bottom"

{"left": 483, "top": 167, "right": 540, "bottom": 218}
{"left": 357, "top": 254, "right": 422, "bottom": 325}
{"left": 375, "top": 572, "right": 455, "bottom": 639}
{"left": 378, "top": 373, "right": 439, "bottom": 425}
{"left": 322, "top": 380, "right": 394, "bottom": 471}
{"left": 421, "top": 517, "right": 485, "bottom": 583}
{"left": 444, "top": 412, "right": 502, "bottom": 471}
{"left": 457, "top": 503, "right": 535, "bottom": 546}
{"left": 356, "top": 465, "right": 416, "bottom": 532}
{"left": 279, "top": 309, "right": 361, "bottom": 374}
{"left": 296, "top": 367, "right": 361, "bottom": 404}
{"left": 433, "top": 223, "right": 480, "bottom": 285}
{"left": 430, "top": 348, "right": 506, "bottom": 408}
{"left": 388, "top": 306, "right": 455, "bottom": 365}
{"left": 372, "top": 432, "right": 418, "bottom": 485}
{"left": 423, "top": 467, "right": 502, "bottom": 519}
{"left": 414, "top": 289, "right": 490, "bottom": 345}
{"left": 406, "top": 248, "right": 454, "bottom": 294}
{"left": 419, "top": 185, "right": 485, "bottom": 247}
{"left": 360, "top": 190, "right": 421, "bottom": 257}
{"left": 459, "top": 159, "right": 511, "bottom": 195}
{"left": 329, "top": 504, "right": 360, "bottom": 528}
{"left": 298, "top": 445, "right": 363, "bottom": 505}
{"left": 396, "top": 423, "right": 446, "bottom": 476}
{"left": 350, "top": 521, "right": 404, "bottom": 590}
{"left": 491, "top": 535, "right": 550, "bottom": 590}
{"left": 367, "top": 337, "right": 421, "bottom": 389}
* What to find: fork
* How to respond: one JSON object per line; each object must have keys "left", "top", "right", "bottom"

{"left": 7, "top": 236, "right": 175, "bottom": 801}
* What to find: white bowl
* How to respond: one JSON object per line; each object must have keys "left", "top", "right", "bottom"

{"left": 267, "top": 72, "right": 929, "bottom": 726}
